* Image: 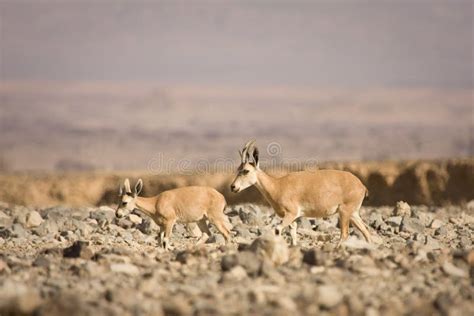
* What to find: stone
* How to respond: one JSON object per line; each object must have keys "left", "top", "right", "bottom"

{"left": 224, "top": 266, "right": 248, "bottom": 281}
{"left": 430, "top": 219, "right": 445, "bottom": 229}
{"left": 206, "top": 234, "right": 225, "bottom": 244}
{"left": 32, "top": 255, "right": 50, "bottom": 268}
{"left": 10, "top": 223, "right": 28, "bottom": 238}
{"left": 117, "top": 218, "right": 133, "bottom": 229}
{"left": 341, "top": 236, "right": 376, "bottom": 250}
{"left": 466, "top": 200, "right": 474, "bottom": 211}
{"left": 296, "top": 217, "right": 313, "bottom": 230}
{"left": 128, "top": 214, "right": 142, "bottom": 225}
{"left": 424, "top": 236, "right": 442, "bottom": 251}
{"left": 318, "top": 285, "right": 343, "bottom": 309}
{"left": 238, "top": 205, "right": 263, "bottom": 226}
{"left": 33, "top": 219, "right": 59, "bottom": 236}
{"left": 400, "top": 217, "right": 425, "bottom": 234}
{"left": 393, "top": 201, "right": 411, "bottom": 217}
{"left": 136, "top": 218, "right": 155, "bottom": 235}
{"left": 442, "top": 261, "right": 468, "bottom": 278}
{"left": 90, "top": 206, "right": 116, "bottom": 224}
{"left": 0, "top": 210, "right": 12, "bottom": 228}
{"left": 63, "top": 241, "right": 94, "bottom": 259}
{"left": 368, "top": 212, "right": 385, "bottom": 230}
{"left": 25, "top": 210, "right": 44, "bottom": 228}
{"left": 386, "top": 216, "right": 403, "bottom": 227}
{"left": 232, "top": 223, "right": 252, "bottom": 239}
{"left": 221, "top": 254, "right": 239, "bottom": 272}
{"left": 249, "top": 232, "right": 289, "bottom": 266}
{"left": 236, "top": 251, "right": 262, "bottom": 277}
{"left": 412, "top": 210, "right": 433, "bottom": 227}
{"left": 110, "top": 263, "right": 140, "bottom": 276}
{"left": 303, "top": 248, "right": 328, "bottom": 266}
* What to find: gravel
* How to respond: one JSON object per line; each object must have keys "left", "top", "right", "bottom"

{"left": 0, "top": 202, "right": 472, "bottom": 315}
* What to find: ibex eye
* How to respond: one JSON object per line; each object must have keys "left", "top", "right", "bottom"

{"left": 242, "top": 170, "right": 249, "bottom": 175}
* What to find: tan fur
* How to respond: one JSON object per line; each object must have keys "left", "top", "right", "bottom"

{"left": 231, "top": 140, "right": 372, "bottom": 246}
{"left": 117, "top": 179, "right": 230, "bottom": 249}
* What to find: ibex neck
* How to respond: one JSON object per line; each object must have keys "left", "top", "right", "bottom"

{"left": 255, "top": 169, "right": 279, "bottom": 206}
{"left": 134, "top": 196, "right": 157, "bottom": 217}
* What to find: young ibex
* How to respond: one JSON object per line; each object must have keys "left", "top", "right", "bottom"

{"left": 230, "top": 140, "right": 372, "bottom": 247}
{"left": 116, "top": 179, "right": 231, "bottom": 249}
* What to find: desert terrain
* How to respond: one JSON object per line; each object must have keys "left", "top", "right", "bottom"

{"left": 0, "top": 159, "right": 473, "bottom": 315}
{"left": 0, "top": 198, "right": 473, "bottom": 315}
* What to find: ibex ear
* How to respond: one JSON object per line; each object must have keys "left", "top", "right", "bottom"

{"left": 135, "top": 179, "right": 143, "bottom": 196}
{"left": 118, "top": 184, "right": 123, "bottom": 196}
{"left": 252, "top": 147, "right": 259, "bottom": 167}
{"left": 124, "top": 178, "right": 132, "bottom": 193}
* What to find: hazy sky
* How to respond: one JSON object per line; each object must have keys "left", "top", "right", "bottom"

{"left": 0, "top": 1, "right": 472, "bottom": 88}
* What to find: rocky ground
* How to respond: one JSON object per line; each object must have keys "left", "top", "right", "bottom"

{"left": 0, "top": 200, "right": 473, "bottom": 316}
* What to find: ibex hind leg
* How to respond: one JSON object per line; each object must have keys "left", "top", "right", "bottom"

{"left": 350, "top": 211, "right": 372, "bottom": 242}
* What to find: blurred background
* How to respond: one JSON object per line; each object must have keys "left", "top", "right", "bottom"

{"left": 0, "top": 1, "right": 472, "bottom": 172}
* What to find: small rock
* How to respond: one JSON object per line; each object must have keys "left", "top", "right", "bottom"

{"left": 400, "top": 217, "right": 425, "bottom": 234}
{"left": 303, "top": 248, "right": 328, "bottom": 266}
{"left": 393, "top": 201, "right": 411, "bottom": 217}
{"left": 466, "top": 200, "right": 474, "bottom": 211}
{"left": 136, "top": 218, "right": 156, "bottom": 235}
{"left": 63, "top": 241, "right": 94, "bottom": 259}
{"left": 386, "top": 216, "right": 403, "bottom": 228}
{"left": 224, "top": 266, "right": 248, "bottom": 281}
{"left": 221, "top": 254, "right": 239, "bottom": 272}
{"left": 128, "top": 214, "right": 142, "bottom": 225}
{"left": 117, "top": 218, "right": 133, "bottom": 229}
{"left": 32, "top": 255, "right": 50, "bottom": 268}
{"left": 232, "top": 223, "right": 253, "bottom": 239}
{"left": 206, "top": 234, "right": 225, "bottom": 244}
{"left": 236, "top": 251, "right": 262, "bottom": 277}
{"left": 341, "top": 236, "right": 376, "bottom": 250}
{"left": 238, "top": 205, "right": 263, "bottom": 226}
{"left": 424, "top": 236, "right": 442, "bottom": 251}
{"left": 90, "top": 206, "right": 116, "bottom": 224}
{"left": 412, "top": 210, "right": 433, "bottom": 227}
{"left": 368, "top": 212, "right": 385, "bottom": 230}
{"left": 442, "top": 261, "right": 468, "bottom": 278}
{"left": 249, "top": 232, "right": 289, "bottom": 266}
{"left": 110, "top": 263, "right": 140, "bottom": 276}
{"left": 0, "top": 211, "right": 12, "bottom": 228}
{"left": 434, "top": 226, "right": 448, "bottom": 237}
{"left": 296, "top": 217, "right": 313, "bottom": 230}
{"left": 430, "top": 219, "right": 445, "bottom": 229}
{"left": 25, "top": 210, "right": 43, "bottom": 228}
{"left": 318, "top": 285, "right": 343, "bottom": 309}
{"left": 10, "top": 223, "right": 28, "bottom": 238}
{"left": 33, "top": 220, "right": 59, "bottom": 236}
